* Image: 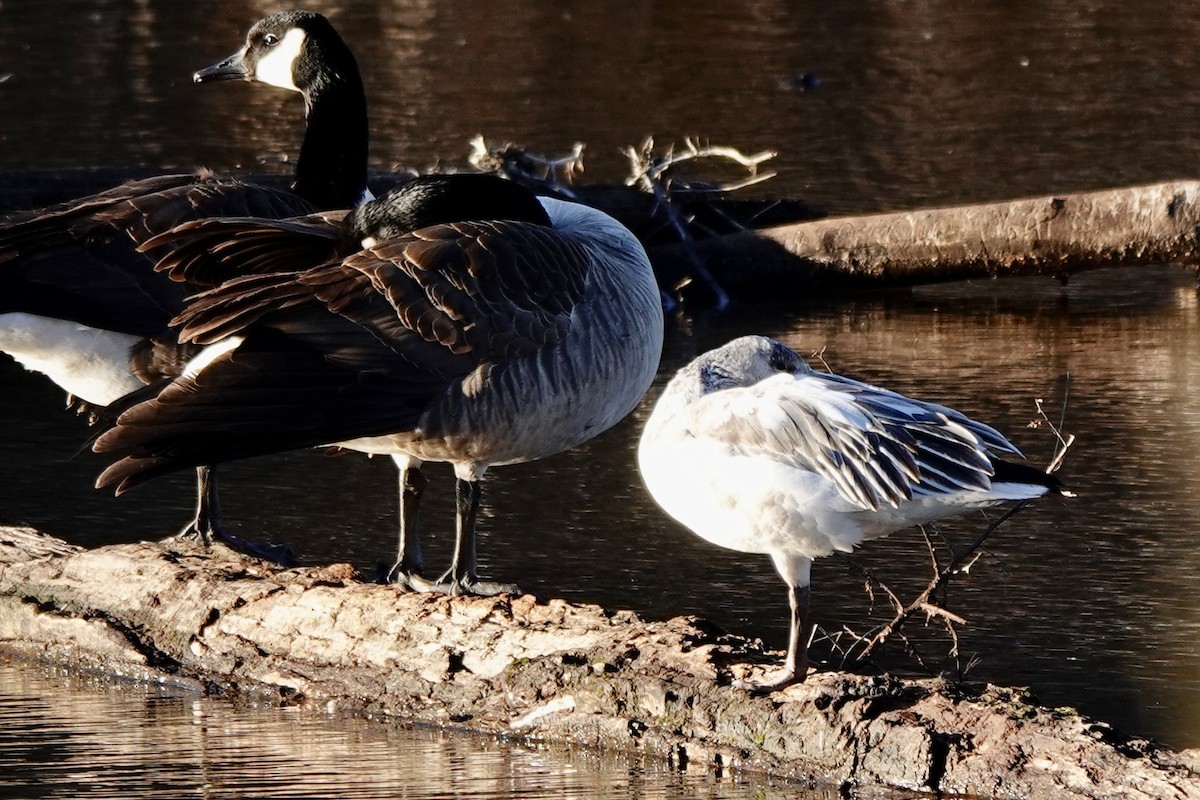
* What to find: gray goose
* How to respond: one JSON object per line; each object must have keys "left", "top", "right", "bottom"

{"left": 94, "top": 173, "right": 665, "bottom": 595}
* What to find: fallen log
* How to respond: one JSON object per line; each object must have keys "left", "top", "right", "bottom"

{"left": 645, "top": 180, "right": 1200, "bottom": 298}
{"left": 1, "top": 526, "right": 1196, "bottom": 799}
{"left": 5, "top": 169, "right": 1199, "bottom": 302}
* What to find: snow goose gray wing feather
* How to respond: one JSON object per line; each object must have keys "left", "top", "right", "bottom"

{"left": 681, "top": 348, "right": 1022, "bottom": 512}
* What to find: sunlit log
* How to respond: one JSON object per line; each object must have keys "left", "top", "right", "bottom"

{"left": 649, "top": 181, "right": 1200, "bottom": 300}
{"left": 6, "top": 169, "right": 1200, "bottom": 307}
{"left": 1, "top": 526, "right": 1197, "bottom": 798}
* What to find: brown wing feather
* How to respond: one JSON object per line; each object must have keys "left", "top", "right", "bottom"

{"left": 0, "top": 172, "right": 320, "bottom": 337}
{"left": 94, "top": 217, "right": 596, "bottom": 489}
{"left": 366, "top": 220, "right": 589, "bottom": 358}
{"left": 1, "top": 172, "right": 313, "bottom": 256}
{"left": 144, "top": 214, "right": 346, "bottom": 286}
{"left": 174, "top": 218, "right": 591, "bottom": 361}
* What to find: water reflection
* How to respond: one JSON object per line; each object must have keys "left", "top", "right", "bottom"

{"left": 6, "top": 2, "right": 1200, "bottom": 209}
{"left": 0, "top": 656, "right": 841, "bottom": 800}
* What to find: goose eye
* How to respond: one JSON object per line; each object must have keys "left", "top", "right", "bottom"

{"left": 262, "top": 33, "right": 279, "bottom": 46}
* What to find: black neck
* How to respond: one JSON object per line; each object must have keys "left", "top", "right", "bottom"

{"left": 292, "top": 73, "right": 369, "bottom": 210}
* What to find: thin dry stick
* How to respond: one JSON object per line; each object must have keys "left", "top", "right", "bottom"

{"left": 624, "top": 137, "right": 778, "bottom": 310}
{"left": 468, "top": 135, "right": 586, "bottom": 197}
{"left": 625, "top": 138, "right": 777, "bottom": 191}
{"left": 842, "top": 381, "right": 1075, "bottom": 666}
{"left": 846, "top": 502, "right": 1032, "bottom": 664}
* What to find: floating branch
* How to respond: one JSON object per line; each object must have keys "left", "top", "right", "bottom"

{"left": 650, "top": 182, "right": 1200, "bottom": 299}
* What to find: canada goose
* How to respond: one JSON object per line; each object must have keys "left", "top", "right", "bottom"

{"left": 637, "top": 336, "right": 1067, "bottom": 691}
{"left": 93, "top": 173, "right": 666, "bottom": 595}
{"left": 0, "top": 11, "right": 369, "bottom": 557}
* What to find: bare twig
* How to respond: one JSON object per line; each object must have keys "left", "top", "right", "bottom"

{"left": 1028, "top": 372, "right": 1075, "bottom": 478}
{"left": 623, "top": 137, "right": 776, "bottom": 190}
{"left": 809, "top": 346, "right": 834, "bottom": 374}
{"left": 468, "top": 135, "right": 585, "bottom": 198}
{"left": 831, "top": 382, "right": 1074, "bottom": 671}
{"left": 623, "top": 137, "right": 778, "bottom": 311}
{"left": 846, "top": 500, "right": 1032, "bottom": 664}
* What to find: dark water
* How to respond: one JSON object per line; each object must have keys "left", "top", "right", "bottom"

{"left": 2, "top": 0, "right": 1200, "bottom": 794}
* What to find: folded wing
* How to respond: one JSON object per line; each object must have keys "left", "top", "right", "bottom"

{"left": 94, "top": 217, "right": 593, "bottom": 491}
{"left": 687, "top": 370, "right": 1024, "bottom": 511}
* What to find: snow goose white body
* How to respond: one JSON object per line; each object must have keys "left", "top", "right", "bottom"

{"left": 638, "top": 335, "right": 1066, "bottom": 690}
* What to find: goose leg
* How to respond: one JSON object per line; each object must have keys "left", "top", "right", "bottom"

{"left": 736, "top": 554, "right": 813, "bottom": 692}
{"left": 179, "top": 465, "right": 296, "bottom": 567}
{"left": 408, "top": 477, "right": 520, "bottom": 596}
{"left": 178, "top": 465, "right": 222, "bottom": 545}
{"left": 385, "top": 463, "right": 426, "bottom": 588}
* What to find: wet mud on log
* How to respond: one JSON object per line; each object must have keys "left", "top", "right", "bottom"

{"left": 1, "top": 526, "right": 1197, "bottom": 799}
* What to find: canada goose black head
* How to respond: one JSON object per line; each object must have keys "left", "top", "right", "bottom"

{"left": 194, "top": 10, "right": 370, "bottom": 210}
{"left": 348, "top": 174, "right": 553, "bottom": 246}
{"left": 194, "top": 11, "right": 357, "bottom": 96}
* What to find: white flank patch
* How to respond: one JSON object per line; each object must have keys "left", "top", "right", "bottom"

{"left": 0, "top": 313, "right": 142, "bottom": 405}
{"left": 183, "top": 336, "right": 244, "bottom": 378}
{"left": 254, "top": 27, "right": 306, "bottom": 92}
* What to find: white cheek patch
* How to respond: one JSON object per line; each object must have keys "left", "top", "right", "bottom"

{"left": 254, "top": 27, "right": 307, "bottom": 92}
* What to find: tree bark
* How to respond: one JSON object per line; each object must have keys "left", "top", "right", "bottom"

{"left": 1, "top": 526, "right": 1197, "bottom": 799}
{"left": 646, "top": 181, "right": 1200, "bottom": 297}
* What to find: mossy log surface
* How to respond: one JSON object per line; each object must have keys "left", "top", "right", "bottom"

{"left": 1, "top": 526, "right": 1197, "bottom": 799}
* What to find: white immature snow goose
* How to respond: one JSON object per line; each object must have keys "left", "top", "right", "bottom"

{"left": 93, "top": 172, "right": 666, "bottom": 595}
{"left": 0, "top": 11, "right": 369, "bottom": 558}
{"left": 637, "top": 336, "right": 1067, "bottom": 691}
